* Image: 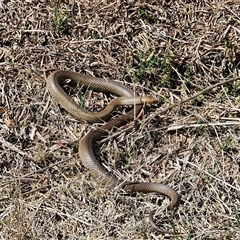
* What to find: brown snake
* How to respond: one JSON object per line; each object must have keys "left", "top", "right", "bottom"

{"left": 46, "top": 70, "right": 179, "bottom": 232}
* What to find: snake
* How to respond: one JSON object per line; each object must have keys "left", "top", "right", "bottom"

{"left": 46, "top": 70, "right": 179, "bottom": 232}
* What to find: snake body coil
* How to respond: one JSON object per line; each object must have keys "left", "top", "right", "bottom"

{"left": 46, "top": 70, "right": 179, "bottom": 232}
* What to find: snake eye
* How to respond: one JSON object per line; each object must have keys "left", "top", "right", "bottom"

{"left": 141, "top": 96, "right": 159, "bottom": 104}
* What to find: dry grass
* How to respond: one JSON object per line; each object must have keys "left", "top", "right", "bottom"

{"left": 0, "top": 0, "right": 240, "bottom": 239}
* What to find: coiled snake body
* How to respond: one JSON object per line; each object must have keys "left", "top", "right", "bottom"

{"left": 46, "top": 70, "right": 179, "bottom": 232}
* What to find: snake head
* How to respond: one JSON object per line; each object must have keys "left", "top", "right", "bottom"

{"left": 141, "top": 96, "right": 159, "bottom": 104}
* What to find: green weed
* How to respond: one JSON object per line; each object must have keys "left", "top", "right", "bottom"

{"left": 54, "top": 7, "right": 73, "bottom": 34}
{"left": 221, "top": 139, "right": 235, "bottom": 151}
{"left": 117, "top": 147, "right": 132, "bottom": 168}
{"left": 135, "top": 50, "right": 159, "bottom": 77}
{"left": 78, "top": 85, "right": 90, "bottom": 108}
{"left": 138, "top": 8, "right": 154, "bottom": 23}
{"left": 133, "top": 50, "right": 175, "bottom": 87}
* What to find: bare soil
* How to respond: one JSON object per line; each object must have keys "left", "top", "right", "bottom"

{"left": 0, "top": 1, "right": 240, "bottom": 239}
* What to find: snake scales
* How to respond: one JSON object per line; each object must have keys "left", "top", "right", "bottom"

{"left": 46, "top": 70, "right": 179, "bottom": 232}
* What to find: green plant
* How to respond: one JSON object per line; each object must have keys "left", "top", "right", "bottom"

{"left": 183, "top": 65, "right": 192, "bottom": 78}
{"left": 54, "top": 6, "right": 73, "bottom": 34}
{"left": 159, "top": 56, "right": 173, "bottom": 86}
{"left": 236, "top": 211, "right": 240, "bottom": 228}
{"left": 138, "top": 8, "right": 154, "bottom": 23}
{"left": 226, "top": 39, "right": 233, "bottom": 48}
{"left": 133, "top": 50, "right": 175, "bottom": 87}
{"left": 135, "top": 50, "right": 159, "bottom": 76}
{"left": 117, "top": 147, "right": 132, "bottom": 168}
{"left": 221, "top": 139, "right": 235, "bottom": 151}
{"left": 139, "top": 8, "right": 145, "bottom": 16}
{"left": 78, "top": 85, "right": 90, "bottom": 108}
{"left": 199, "top": 94, "right": 205, "bottom": 101}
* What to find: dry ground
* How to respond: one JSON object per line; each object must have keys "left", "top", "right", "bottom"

{"left": 0, "top": 0, "right": 240, "bottom": 239}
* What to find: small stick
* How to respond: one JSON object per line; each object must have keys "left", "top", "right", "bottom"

{"left": 151, "top": 76, "right": 240, "bottom": 118}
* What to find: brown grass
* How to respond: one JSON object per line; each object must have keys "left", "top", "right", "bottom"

{"left": 0, "top": 0, "right": 240, "bottom": 239}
